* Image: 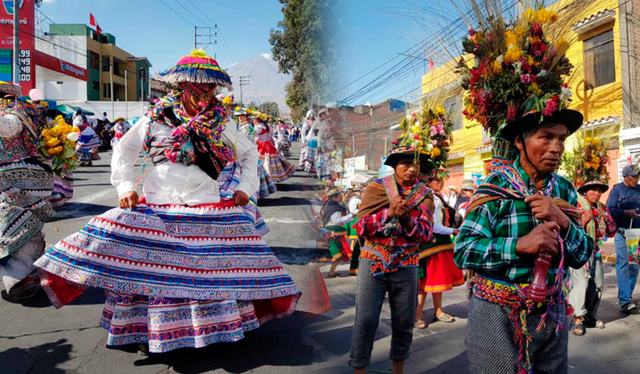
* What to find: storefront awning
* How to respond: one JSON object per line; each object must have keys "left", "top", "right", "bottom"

{"left": 57, "top": 104, "right": 94, "bottom": 116}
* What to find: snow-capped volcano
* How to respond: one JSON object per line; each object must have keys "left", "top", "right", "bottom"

{"left": 225, "top": 53, "right": 292, "bottom": 116}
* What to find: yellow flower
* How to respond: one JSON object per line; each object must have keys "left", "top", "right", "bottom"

{"left": 46, "top": 138, "right": 60, "bottom": 147}
{"left": 528, "top": 56, "right": 534, "bottom": 66}
{"left": 550, "top": 12, "right": 559, "bottom": 23}
{"left": 504, "top": 46, "right": 524, "bottom": 63}
{"left": 523, "top": 9, "right": 536, "bottom": 22}
{"left": 515, "top": 26, "right": 525, "bottom": 37}
{"left": 529, "top": 36, "right": 541, "bottom": 44}
{"left": 584, "top": 162, "right": 592, "bottom": 169}
{"left": 411, "top": 125, "right": 420, "bottom": 133}
{"left": 529, "top": 82, "right": 539, "bottom": 92}
{"left": 537, "top": 8, "right": 550, "bottom": 24}
{"left": 585, "top": 137, "right": 592, "bottom": 143}
{"left": 54, "top": 145, "right": 63, "bottom": 154}
{"left": 400, "top": 133, "right": 406, "bottom": 138}
{"left": 493, "top": 60, "right": 503, "bottom": 74}
{"left": 431, "top": 148, "right": 441, "bottom": 157}
{"left": 72, "top": 127, "right": 80, "bottom": 133}
{"left": 432, "top": 119, "right": 439, "bottom": 125}
{"left": 591, "top": 137, "right": 600, "bottom": 145}
{"left": 435, "top": 106, "right": 446, "bottom": 116}
{"left": 505, "top": 30, "right": 517, "bottom": 47}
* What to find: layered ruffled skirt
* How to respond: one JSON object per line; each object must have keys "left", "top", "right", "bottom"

{"left": 34, "top": 199, "right": 302, "bottom": 353}
{"left": 257, "top": 141, "right": 295, "bottom": 183}
{"left": 418, "top": 234, "right": 464, "bottom": 293}
{"left": 278, "top": 138, "right": 292, "bottom": 158}
{"left": 50, "top": 174, "right": 74, "bottom": 208}
{"left": 257, "top": 159, "right": 277, "bottom": 199}
{"left": 303, "top": 140, "right": 318, "bottom": 173}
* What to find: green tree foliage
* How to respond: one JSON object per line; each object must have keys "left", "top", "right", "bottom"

{"left": 270, "top": 0, "right": 339, "bottom": 122}
{"left": 259, "top": 102, "right": 280, "bottom": 117}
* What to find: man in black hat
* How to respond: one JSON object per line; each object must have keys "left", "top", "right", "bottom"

{"left": 349, "top": 146, "right": 434, "bottom": 374}
{"left": 455, "top": 109, "right": 593, "bottom": 374}
{"left": 606, "top": 164, "right": 640, "bottom": 313}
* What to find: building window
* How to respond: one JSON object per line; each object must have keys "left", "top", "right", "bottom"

{"left": 89, "top": 51, "right": 99, "bottom": 70}
{"left": 92, "top": 81, "right": 99, "bottom": 90}
{"left": 102, "top": 56, "right": 110, "bottom": 72}
{"left": 443, "top": 94, "right": 463, "bottom": 130}
{"left": 584, "top": 29, "right": 615, "bottom": 89}
{"left": 103, "top": 83, "right": 111, "bottom": 98}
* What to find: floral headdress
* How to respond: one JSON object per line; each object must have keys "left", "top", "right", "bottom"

{"left": 456, "top": 2, "right": 577, "bottom": 165}
{"left": 397, "top": 104, "right": 454, "bottom": 179}
{"left": 561, "top": 128, "right": 615, "bottom": 191}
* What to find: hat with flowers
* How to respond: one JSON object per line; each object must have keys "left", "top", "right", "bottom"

{"left": 457, "top": 4, "right": 582, "bottom": 162}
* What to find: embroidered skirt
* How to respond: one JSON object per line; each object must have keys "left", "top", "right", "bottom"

{"left": 34, "top": 199, "right": 301, "bottom": 353}
{"left": 257, "top": 159, "right": 277, "bottom": 199}
{"left": 50, "top": 173, "right": 74, "bottom": 208}
{"left": 217, "top": 162, "right": 269, "bottom": 236}
{"left": 257, "top": 141, "right": 296, "bottom": 183}
{"left": 418, "top": 234, "right": 464, "bottom": 292}
{"left": 303, "top": 140, "right": 318, "bottom": 173}
{"left": 279, "top": 139, "right": 292, "bottom": 158}
{"left": 325, "top": 226, "right": 352, "bottom": 262}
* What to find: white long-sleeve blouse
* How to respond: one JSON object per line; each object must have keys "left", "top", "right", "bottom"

{"left": 111, "top": 116, "right": 259, "bottom": 206}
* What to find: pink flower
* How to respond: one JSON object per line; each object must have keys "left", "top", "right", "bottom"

{"left": 521, "top": 74, "right": 531, "bottom": 84}
{"left": 542, "top": 99, "right": 558, "bottom": 116}
{"left": 530, "top": 23, "right": 543, "bottom": 37}
{"left": 412, "top": 112, "right": 417, "bottom": 117}
{"left": 469, "top": 27, "right": 475, "bottom": 37}
{"left": 432, "top": 140, "right": 439, "bottom": 146}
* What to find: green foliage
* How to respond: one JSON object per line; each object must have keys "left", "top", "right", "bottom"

{"left": 269, "top": 0, "right": 340, "bottom": 122}
{"left": 259, "top": 102, "right": 280, "bottom": 117}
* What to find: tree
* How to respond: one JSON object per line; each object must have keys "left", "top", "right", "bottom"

{"left": 259, "top": 102, "right": 280, "bottom": 117}
{"left": 269, "top": 0, "right": 340, "bottom": 122}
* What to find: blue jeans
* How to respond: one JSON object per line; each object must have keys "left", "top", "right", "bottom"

{"left": 614, "top": 233, "right": 640, "bottom": 305}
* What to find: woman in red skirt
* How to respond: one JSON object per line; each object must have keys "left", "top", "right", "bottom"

{"left": 414, "top": 176, "right": 465, "bottom": 329}
{"left": 254, "top": 115, "right": 295, "bottom": 183}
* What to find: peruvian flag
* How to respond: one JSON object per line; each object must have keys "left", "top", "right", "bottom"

{"left": 89, "top": 13, "right": 97, "bottom": 27}
{"left": 96, "top": 24, "right": 102, "bottom": 35}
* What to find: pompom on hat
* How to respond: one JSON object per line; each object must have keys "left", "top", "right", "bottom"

{"left": 158, "top": 49, "right": 232, "bottom": 89}
{"left": 577, "top": 178, "right": 609, "bottom": 194}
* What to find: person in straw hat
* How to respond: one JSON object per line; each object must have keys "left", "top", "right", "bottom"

{"left": 34, "top": 50, "right": 301, "bottom": 355}
{"left": 0, "top": 81, "right": 55, "bottom": 301}
{"left": 348, "top": 143, "right": 435, "bottom": 374}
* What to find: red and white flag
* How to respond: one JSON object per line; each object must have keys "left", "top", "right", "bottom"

{"left": 89, "top": 13, "right": 97, "bottom": 27}
{"left": 96, "top": 24, "right": 102, "bottom": 35}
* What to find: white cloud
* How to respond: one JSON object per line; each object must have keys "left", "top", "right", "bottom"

{"left": 42, "top": 0, "right": 57, "bottom": 3}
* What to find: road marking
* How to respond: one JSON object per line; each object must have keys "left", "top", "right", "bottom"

{"left": 72, "top": 188, "right": 117, "bottom": 204}
{"left": 264, "top": 217, "right": 313, "bottom": 224}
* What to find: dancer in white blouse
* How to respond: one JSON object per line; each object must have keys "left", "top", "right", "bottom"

{"left": 35, "top": 50, "right": 301, "bottom": 355}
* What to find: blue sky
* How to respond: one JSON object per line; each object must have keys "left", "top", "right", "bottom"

{"left": 335, "top": 0, "right": 462, "bottom": 106}
{"left": 39, "top": 0, "right": 284, "bottom": 73}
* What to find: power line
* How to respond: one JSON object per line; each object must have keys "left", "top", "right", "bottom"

{"left": 158, "top": 0, "right": 196, "bottom": 27}
{"left": 173, "top": 0, "right": 208, "bottom": 26}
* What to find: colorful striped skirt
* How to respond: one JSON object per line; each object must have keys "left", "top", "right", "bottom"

{"left": 303, "top": 140, "right": 318, "bottom": 173}
{"left": 217, "top": 161, "right": 269, "bottom": 236}
{"left": 257, "top": 159, "right": 277, "bottom": 199}
{"left": 50, "top": 174, "right": 74, "bottom": 208}
{"left": 257, "top": 141, "right": 296, "bottom": 183}
{"left": 325, "top": 226, "right": 352, "bottom": 262}
{"left": 35, "top": 199, "right": 301, "bottom": 353}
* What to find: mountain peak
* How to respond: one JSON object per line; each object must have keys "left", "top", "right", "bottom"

{"left": 225, "top": 53, "right": 292, "bottom": 116}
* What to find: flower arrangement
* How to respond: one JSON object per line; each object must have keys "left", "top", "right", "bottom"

{"left": 39, "top": 115, "right": 80, "bottom": 176}
{"left": 397, "top": 103, "right": 454, "bottom": 178}
{"left": 561, "top": 130, "right": 614, "bottom": 189}
{"left": 456, "top": 4, "right": 573, "bottom": 138}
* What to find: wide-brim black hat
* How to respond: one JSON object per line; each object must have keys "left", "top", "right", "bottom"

{"left": 577, "top": 179, "right": 609, "bottom": 194}
{"left": 500, "top": 109, "right": 583, "bottom": 142}
{"left": 384, "top": 146, "right": 430, "bottom": 168}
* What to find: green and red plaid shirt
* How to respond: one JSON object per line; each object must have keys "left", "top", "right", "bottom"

{"left": 454, "top": 158, "right": 594, "bottom": 286}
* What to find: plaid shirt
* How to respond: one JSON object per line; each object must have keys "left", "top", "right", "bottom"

{"left": 454, "top": 158, "right": 594, "bottom": 285}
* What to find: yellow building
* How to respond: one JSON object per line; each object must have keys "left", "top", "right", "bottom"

{"left": 421, "top": 0, "right": 636, "bottom": 196}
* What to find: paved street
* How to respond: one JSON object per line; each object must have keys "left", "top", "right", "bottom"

{"left": 1, "top": 143, "right": 640, "bottom": 374}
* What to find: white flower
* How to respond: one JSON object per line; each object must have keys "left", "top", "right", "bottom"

{"left": 513, "top": 61, "right": 523, "bottom": 75}
{"left": 537, "top": 69, "right": 548, "bottom": 78}
{"left": 496, "top": 55, "right": 504, "bottom": 64}
{"left": 560, "top": 86, "right": 572, "bottom": 101}
{"left": 66, "top": 132, "right": 79, "bottom": 142}
{"left": 427, "top": 143, "right": 434, "bottom": 151}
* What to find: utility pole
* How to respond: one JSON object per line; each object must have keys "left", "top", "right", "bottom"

{"left": 239, "top": 75, "right": 250, "bottom": 105}
{"left": 109, "top": 64, "right": 114, "bottom": 120}
{"left": 124, "top": 70, "right": 128, "bottom": 117}
{"left": 13, "top": 0, "right": 19, "bottom": 85}
{"left": 194, "top": 25, "right": 217, "bottom": 56}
